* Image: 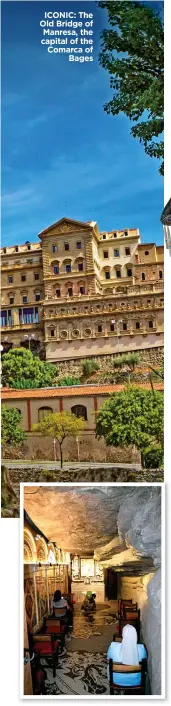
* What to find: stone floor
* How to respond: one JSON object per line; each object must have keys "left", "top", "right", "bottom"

{"left": 43, "top": 602, "right": 118, "bottom": 695}
{"left": 39, "top": 602, "right": 151, "bottom": 695}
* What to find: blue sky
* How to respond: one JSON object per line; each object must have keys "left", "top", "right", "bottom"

{"left": 2, "top": 1, "right": 164, "bottom": 246}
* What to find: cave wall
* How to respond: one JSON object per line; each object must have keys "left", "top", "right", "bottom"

{"left": 116, "top": 488, "right": 162, "bottom": 695}
{"left": 141, "top": 569, "right": 161, "bottom": 696}
{"left": 95, "top": 487, "right": 162, "bottom": 696}
{"left": 119, "top": 573, "right": 154, "bottom": 610}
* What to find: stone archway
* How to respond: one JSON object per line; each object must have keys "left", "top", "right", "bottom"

{"left": 24, "top": 528, "right": 37, "bottom": 563}
{"left": 36, "top": 537, "right": 49, "bottom": 563}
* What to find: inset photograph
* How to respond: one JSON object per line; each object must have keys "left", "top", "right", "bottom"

{"left": 22, "top": 484, "right": 164, "bottom": 697}
{"left": 1, "top": 0, "right": 164, "bottom": 517}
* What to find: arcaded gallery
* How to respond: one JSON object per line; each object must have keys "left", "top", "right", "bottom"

{"left": 23, "top": 485, "right": 162, "bottom": 697}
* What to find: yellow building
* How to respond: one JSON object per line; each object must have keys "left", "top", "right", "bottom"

{"left": 1, "top": 217, "right": 164, "bottom": 361}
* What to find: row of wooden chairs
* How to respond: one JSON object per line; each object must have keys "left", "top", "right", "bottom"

{"left": 117, "top": 599, "right": 140, "bottom": 640}
{"left": 29, "top": 603, "right": 72, "bottom": 679}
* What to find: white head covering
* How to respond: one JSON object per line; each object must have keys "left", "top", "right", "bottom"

{"left": 119, "top": 624, "right": 139, "bottom": 665}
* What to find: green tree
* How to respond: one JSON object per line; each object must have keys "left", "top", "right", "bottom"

{"left": 98, "top": 1, "right": 164, "bottom": 174}
{"left": 112, "top": 352, "right": 140, "bottom": 381}
{"left": 2, "top": 347, "right": 58, "bottom": 389}
{"left": 32, "top": 411, "right": 86, "bottom": 468}
{"left": 58, "top": 375, "right": 80, "bottom": 386}
{"left": 1, "top": 405, "right": 26, "bottom": 446}
{"left": 95, "top": 385, "right": 163, "bottom": 468}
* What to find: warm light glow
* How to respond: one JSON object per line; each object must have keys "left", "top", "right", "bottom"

{"left": 81, "top": 558, "right": 94, "bottom": 577}
{"left": 48, "top": 549, "right": 56, "bottom": 564}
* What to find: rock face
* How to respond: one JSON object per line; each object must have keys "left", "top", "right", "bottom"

{"left": 141, "top": 569, "right": 161, "bottom": 695}
{"left": 24, "top": 485, "right": 162, "bottom": 694}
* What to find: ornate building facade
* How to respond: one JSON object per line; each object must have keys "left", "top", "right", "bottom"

{"left": 1, "top": 217, "right": 164, "bottom": 360}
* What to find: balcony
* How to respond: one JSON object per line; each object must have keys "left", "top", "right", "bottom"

{"left": 1, "top": 321, "right": 41, "bottom": 331}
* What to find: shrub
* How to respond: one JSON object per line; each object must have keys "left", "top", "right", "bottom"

{"left": 113, "top": 352, "right": 140, "bottom": 371}
{"left": 58, "top": 375, "right": 80, "bottom": 386}
{"left": 82, "top": 359, "right": 99, "bottom": 377}
{"left": 143, "top": 442, "right": 163, "bottom": 469}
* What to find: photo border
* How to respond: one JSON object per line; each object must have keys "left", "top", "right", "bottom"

{"left": 20, "top": 481, "right": 165, "bottom": 700}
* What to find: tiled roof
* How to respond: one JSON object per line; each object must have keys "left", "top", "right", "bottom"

{"left": 1, "top": 382, "right": 164, "bottom": 400}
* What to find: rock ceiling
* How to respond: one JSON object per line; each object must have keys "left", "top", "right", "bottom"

{"left": 24, "top": 486, "right": 161, "bottom": 575}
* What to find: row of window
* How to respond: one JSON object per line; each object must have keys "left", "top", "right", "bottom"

{"left": 141, "top": 271, "right": 163, "bottom": 281}
{"left": 52, "top": 241, "right": 82, "bottom": 254}
{"left": 6, "top": 266, "right": 163, "bottom": 283}
{"left": 104, "top": 268, "right": 132, "bottom": 280}
{"left": 7, "top": 272, "right": 40, "bottom": 285}
{"left": 104, "top": 269, "right": 163, "bottom": 281}
{"left": 103, "top": 247, "right": 131, "bottom": 258}
{"left": 101, "top": 231, "right": 129, "bottom": 240}
{"left": 3, "top": 241, "right": 32, "bottom": 254}
{"left": 55, "top": 285, "right": 85, "bottom": 297}
{"left": 53, "top": 261, "right": 84, "bottom": 275}
{"left": 6, "top": 292, "right": 41, "bottom": 305}
{"left": 49, "top": 320, "right": 155, "bottom": 338}
{"left": 1, "top": 307, "right": 39, "bottom": 327}
{"left": 15, "top": 405, "right": 88, "bottom": 422}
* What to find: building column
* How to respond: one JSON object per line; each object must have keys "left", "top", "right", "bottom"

{"left": 27, "top": 400, "right": 31, "bottom": 431}
{"left": 94, "top": 396, "right": 98, "bottom": 421}
{"left": 13, "top": 308, "right": 20, "bottom": 325}
{"left": 59, "top": 398, "right": 63, "bottom": 412}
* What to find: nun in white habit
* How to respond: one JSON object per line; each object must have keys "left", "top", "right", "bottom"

{"left": 107, "top": 624, "right": 147, "bottom": 686}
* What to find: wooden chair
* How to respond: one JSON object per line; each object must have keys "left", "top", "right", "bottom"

{"left": 118, "top": 599, "right": 133, "bottom": 618}
{"left": 118, "top": 599, "right": 132, "bottom": 611}
{"left": 52, "top": 607, "right": 67, "bottom": 619}
{"left": 124, "top": 609, "right": 140, "bottom": 621}
{"left": 32, "top": 634, "right": 59, "bottom": 678}
{"left": 109, "top": 660, "right": 146, "bottom": 695}
{"left": 45, "top": 617, "right": 66, "bottom": 649}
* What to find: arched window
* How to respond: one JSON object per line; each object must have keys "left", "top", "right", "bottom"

{"left": 71, "top": 404, "right": 87, "bottom": 421}
{"left": 159, "top": 270, "right": 163, "bottom": 279}
{"left": 35, "top": 291, "right": 41, "bottom": 302}
{"left": 142, "top": 272, "right": 145, "bottom": 281}
{"left": 104, "top": 266, "right": 110, "bottom": 280}
{"left": 38, "top": 406, "right": 53, "bottom": 422}
{"left": 52, "top": 260, "right": 59, "bottom": 275}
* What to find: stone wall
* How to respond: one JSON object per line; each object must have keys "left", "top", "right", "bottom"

{"left": 55, "top": 346, "right": 164, "bottom": 377}
{"left": 3, "top": 434, "right": 141, "bottom": 464}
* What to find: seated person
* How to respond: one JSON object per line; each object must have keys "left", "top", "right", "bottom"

{"left": 51, "top": 589, "right": 73, "bottom": 626}
{"left": 107, "top": 624, "right": 147, "bottom": 687}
